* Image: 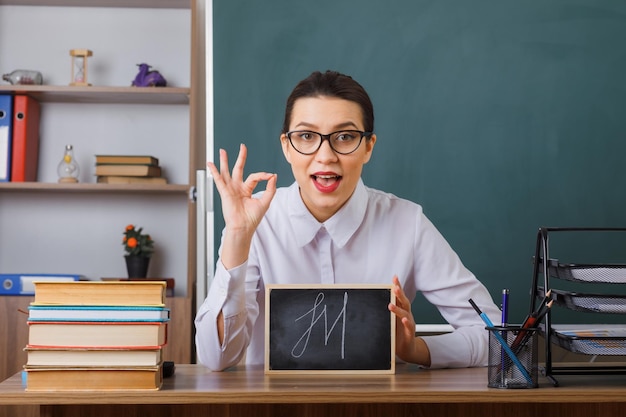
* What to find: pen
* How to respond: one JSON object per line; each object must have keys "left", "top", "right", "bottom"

{"left": 500, "top": 289, "right": 509, "bottom": 377}
{"left": 501, "top": 289, "right": 509, "bottom": 327}
{"left": 468, "top": 298, "right": 533, "bottom": 385}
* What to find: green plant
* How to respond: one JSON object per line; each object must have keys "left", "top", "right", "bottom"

{"left": 122, "top": 224, "right": 154, "bottom": 257}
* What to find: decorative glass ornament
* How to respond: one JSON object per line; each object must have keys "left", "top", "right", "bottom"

{"left": 57, "top": 144, "right": 80, "bottom": 183}
{"left": 2, "top": 69, "right": 43, "bottom": 85}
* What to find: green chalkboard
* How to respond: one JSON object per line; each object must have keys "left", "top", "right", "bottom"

{"left": 213, "top": 0, "right": 626, "bottom": 324}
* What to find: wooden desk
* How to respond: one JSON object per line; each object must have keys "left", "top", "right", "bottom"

{"left": 1, "top": 364, "right": 626, "bottom": 417}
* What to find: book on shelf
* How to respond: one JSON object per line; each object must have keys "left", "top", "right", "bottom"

{"left": 97, "top": 175, "right": 167, "bottom": 185}
{"left": 32, "top": 281, "right": 166, "bottom": 306}
{"left": 94, "top": 164, "right": 162, "bottom": 177}
{"left": 95, "top": 155, "right": 159, "bottom": 165}
{"left": 28, "top": 305, "right": 170, "bottom": 322}
{"left": 27, "top": 321, "right": 168, "bottom": 348}
{"left": 24, "top": 365, "right": 163, "bottom": 391}
{"left": 25, "top": 346, "right": 163, "bottom": 367}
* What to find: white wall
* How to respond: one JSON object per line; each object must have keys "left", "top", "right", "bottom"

{"left": 0, "top": 5, "right": 192, "bottom": 296}
{"left": 0, "top": 6, "right": 190, "bottom": 87}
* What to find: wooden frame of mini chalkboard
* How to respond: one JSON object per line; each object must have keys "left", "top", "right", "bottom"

{"left": 265, "top": 284, "right": 395, "bottom": 375}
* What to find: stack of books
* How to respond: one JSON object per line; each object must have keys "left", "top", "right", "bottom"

{"left": 94, "top": 154, "right": 166, "bottom": 184}
{"left": 23, "top": 281, "right": 169, "bottom": 391}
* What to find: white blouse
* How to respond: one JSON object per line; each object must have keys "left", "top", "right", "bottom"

{"left": 195, "top": 180, "right": 501, "bottom": 371}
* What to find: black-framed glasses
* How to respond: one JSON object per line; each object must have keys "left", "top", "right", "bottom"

{"left": 286, "top": 130, "right": 373, "bottom": 155}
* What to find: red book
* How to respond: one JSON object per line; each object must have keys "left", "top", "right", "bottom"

{"left": 11, "top": 94, "right": 41, "bottom": 182}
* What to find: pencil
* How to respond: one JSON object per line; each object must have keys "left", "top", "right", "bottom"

{"left": 510, "top": 290, "right": 552, "bottom": 351}
{"left": 535, "top": 299, "right": 554, "bottom": 323}
{"left": 536, "top": 289, "right": 552, "bottom": 316}
{"left": 511, "top": 300, "right": 554, "bottom": 353}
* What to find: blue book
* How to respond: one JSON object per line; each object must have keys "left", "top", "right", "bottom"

{"left": 0, "top": 95, "right": 13, "bottom": 181}
{"left": 27, "top": 305, "right": 170, "bottom": 322}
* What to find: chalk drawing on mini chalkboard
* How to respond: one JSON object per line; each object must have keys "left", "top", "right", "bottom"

{"left": 265, "top": 284, "right": 395, "bottom": 374}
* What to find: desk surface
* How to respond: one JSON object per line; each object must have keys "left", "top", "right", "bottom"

{"left": 1, "top": 364, "right": 626, "bottom": 406}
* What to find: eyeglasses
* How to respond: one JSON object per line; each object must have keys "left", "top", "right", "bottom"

{"left": 286, "top": 130, "right": 373, "bottom": 155}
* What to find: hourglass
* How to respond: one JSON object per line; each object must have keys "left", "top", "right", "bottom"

{"left": 69, "top": 49, "right": 92, "bottom": 86}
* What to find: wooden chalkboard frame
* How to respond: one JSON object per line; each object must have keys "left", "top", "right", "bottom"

{"left": 265, "top": 284, "right": 396, "bottom": 375}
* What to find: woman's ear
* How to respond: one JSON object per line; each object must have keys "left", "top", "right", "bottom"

{"left": 280, "top": 134, "right": 292, "bottom": 164}
{"left": 363, "top": 133, "right": 377, "bottom": 164}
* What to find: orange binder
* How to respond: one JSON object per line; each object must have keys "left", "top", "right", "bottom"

{"left": 11, "top": 94, "right": 41, "bottom": 182}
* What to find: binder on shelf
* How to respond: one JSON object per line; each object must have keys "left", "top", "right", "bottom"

{"left": 11, "top": 94, "right": 41, "bottom": 182}
{"left": 0, "top": 273, "right": 83, "bottom": 296}
{"left": 0, "top": 95, "right": 13, "bottom": 182}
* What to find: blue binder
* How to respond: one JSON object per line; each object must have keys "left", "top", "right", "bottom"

{"left": 0, "top": 273, "right": 83, "bottom": 295}
{"left": 0, "top": 94, "right": 13, "bottom": 182}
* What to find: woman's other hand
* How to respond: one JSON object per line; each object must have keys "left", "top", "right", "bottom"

{"left": 389, "top": 275, "right": 431, "bottom": 367}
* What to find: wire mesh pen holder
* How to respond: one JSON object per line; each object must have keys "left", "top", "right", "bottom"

{"left": 487, "top": 326, "right": 538, "bottom": 389}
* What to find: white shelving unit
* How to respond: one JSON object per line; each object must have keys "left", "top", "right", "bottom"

{"left": 0, "top": 0, "right": 207, "bottom": 376}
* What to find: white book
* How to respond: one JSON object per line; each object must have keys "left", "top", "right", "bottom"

{"left": 25, "top": 347, "right": 163, "bottom": 367}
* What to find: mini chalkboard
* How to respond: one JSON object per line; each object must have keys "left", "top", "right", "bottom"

{"left": 265, "top": 284, "right": 395, "bottom": 374}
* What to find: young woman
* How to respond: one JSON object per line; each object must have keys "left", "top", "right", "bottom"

{"left": 195, "top": 70, "right": 500, "bottom": 371}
